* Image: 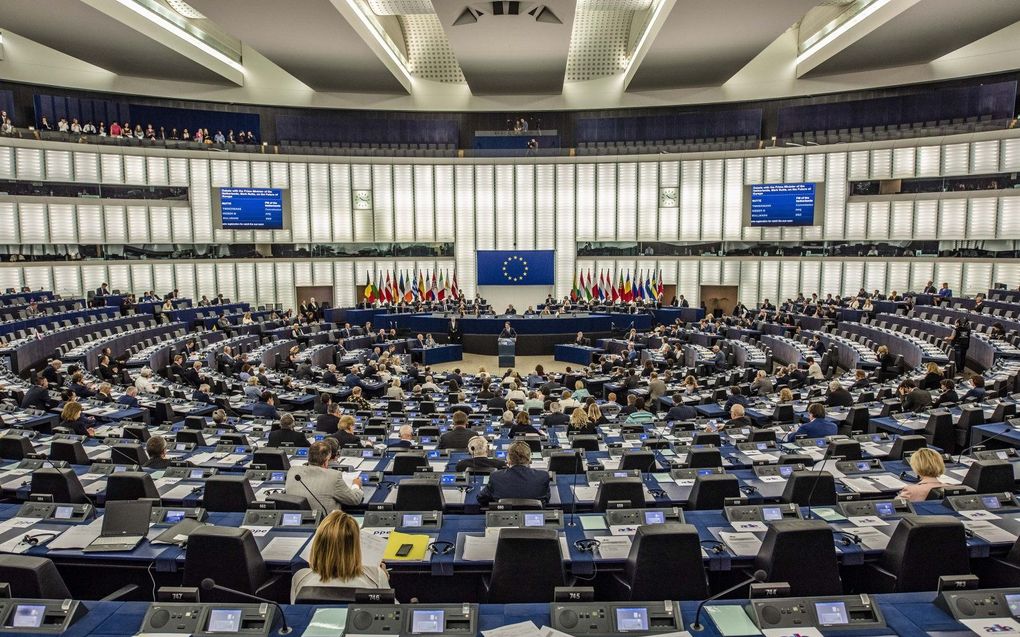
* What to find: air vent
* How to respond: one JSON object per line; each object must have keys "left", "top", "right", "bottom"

{"left": 453, "top": 3, "right": 560, "bottom": 24}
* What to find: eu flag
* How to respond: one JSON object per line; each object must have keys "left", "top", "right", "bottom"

{"left": 476, "top": 250, "right": 555, "bottom": 285}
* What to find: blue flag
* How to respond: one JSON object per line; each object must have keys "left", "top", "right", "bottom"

{"left": 476, "top": 250, "right": 555, "bottom": 285}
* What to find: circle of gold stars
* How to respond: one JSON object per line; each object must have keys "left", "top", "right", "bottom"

{"left": 501, "top": 255, "right": 529, "bottom": 283}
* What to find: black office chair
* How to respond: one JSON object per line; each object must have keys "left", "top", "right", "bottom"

{"left": 48, "top": 440, "right": 90, "bottom": 465}
{"left": 493, "top": 498, "right": 544, "bottom": 510}
{"left": 175, "top": 429, "right": 207, "bottom": 447}
{"left": 593, "top": 477, "right": 646, "bottom": 512}
{"left": 619, "top": 451, "right": 657, "bottom": 472}
{"left": 777, "top": 453, "right": 813, "bottom": 465}
{"left": 616, "top": 524, "right": 708, "bottom": 600}
{"left": 391, "top": 453, "right": 429, "bottom": 475}
{"left": 755, "top": 520, "right": 842, "bottom": 596}
{"left": 771, "top": 404, "right": 795, "bottom": 424}
{"left": 0, "top": 555, "right": 71, "bottom": 599}
{"left": 30, "top": 468, "right": 89, "bottom": 504}
{"left": 989, "top": 402, "right": 1016, "bottom": 423}
{"left": 416, "top": 426, "right": 441, "bottom": 438}
{"left": 121, "top": 424, "right": 151, "bottom": 442}
{"left": 0, "top": 435, "right": 32, "bottom": 460}
{"left": 826, "top": 439, "right": 861, "bottom": 460}
{"left": 866, "top": 515, "right": 970, "bottom": 592}
{"left": 749, "top": 429, "right": 776, "bottom": 442}
{"left": 203, "top": 475, "right": 256, "bottom": 512}
{"left": 923, "top": 410, "right": 955, "bottom": 453}
{"left": 184, "top": 527, "right": 282, "bottom": 602}
{"left": 547, "top": 451, "right": 584, "bottom": 474}
{"left": 954, "top": 405, "right": 984, "bottom": 451}
{"left": 486, "top": 528, "right": 565, "bottom": 603}
{"left": 781, "top": 471, "right": 837, "bottom": 507}
{"left": 252, "top": 449, "right": 291, "bottom": 471}
{"left": 152, "top": 401, "right": 176, "bottom": 425}
{"left": 962, "top": 460, "right": 1015, "bottom": 494}
{"left": 693, "top": 432, "right": 721, "bottom": 447}
{"left": 887, "top": 435, "right": 926, "bottom": 460}
{"left": 976, "top": 535, "right": 1020, "bottom": 587}
{"left": 266, "top": 494, "right": 311, "bottom": 510}
{"left": 111, "top": 444, "right": 148, "bottom": 466}
{"left": 570, "top": 436, "right": 600, "bottom": 452}
{"left": 106, "top": 471, "right": 161, "bottom": 502}
{"left": 686, "top": 448, "right": 723, "bottom": 468}
{"left": 294, "top": 587, "right": 395, "bottom": 604}
{"left": 842, "top": 405, "right": 870, "bottom": 434}
{"left": 394, "top": 479, "right": 444, "bottom": 511}
{"left": 688, "top": 474, "right": 740, "bottom": 510}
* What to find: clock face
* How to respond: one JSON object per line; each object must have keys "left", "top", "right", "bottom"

{"left": 353, "top": 190, "right": 373, "bottom": 209}
{"left": 659, "top": 187, "right": 678, "bottom": 208}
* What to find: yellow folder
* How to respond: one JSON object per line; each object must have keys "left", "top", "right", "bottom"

{"left": 382, "top": 531, "right": 430, "bottom": 561}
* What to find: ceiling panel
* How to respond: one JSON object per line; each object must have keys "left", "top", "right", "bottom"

{"left": 188, "top": 0, "right": 408, "bottom": 92}
{"left": 433, "top": 0, "right": 577, "bottom": 95}
{"left": 628, "top": 0, "right": 818, "bottom": 91}
{"left": 0, "top": 0, "right": 230, "bottom": 83}
{"left": 805, "top": 0, "right": 1020, "bottom": 76}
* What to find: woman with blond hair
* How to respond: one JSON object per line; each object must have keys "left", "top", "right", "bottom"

{"left": 586, "top": 402, "right": 608, "bottom": 426}
{"left": 569, "top": 407, "right": 597, "bottom": 435}
{"left": 59, "top": 401, "right": 95, "bottom": 437}
{"left": 897, "top": 448, "right": 949, "bottom": 502}
{"left": 290, "top": 511, "right": 389, "bottom": 602}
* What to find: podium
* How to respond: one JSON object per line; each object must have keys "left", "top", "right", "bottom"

{"left": 498, "top": 337, "right": 516, "bottom": 368}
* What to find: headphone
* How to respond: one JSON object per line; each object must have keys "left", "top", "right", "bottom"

{"left": 699, "top": 539, "right": 726, "bottom": 554}
{"left": 647, "top": 488, "right": 667, "bottom": 498}
{"left": 427, "top": 540, "right": 455, "bottom": 556}
{"left": 833, "top": 530, "right": 862, "bottom": 546}
{"left": 573, "top": 538, "right": 601, "bottom": 553}
{"left": 22, "top": 532, "right": 60, "bottom": 546}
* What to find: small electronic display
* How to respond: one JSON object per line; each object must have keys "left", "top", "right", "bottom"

{"left": 855, "top": 461, "right": 871, "bottom": 471}
{"left": 982, "top": 495, "right": 1003, "bottom": 510}
{"left": 643, "top": 511, "right": 665, "bottom": 525}
{"left": 428, "top": 450, "right": 441, "bottom": 459}
{"left": 756, "top": 442, "right": 769, "bottom": 450}
{"left": 270, "top": 471, "right": 286, "bottom": 481}
{"left": 164, "top": 510, "right": 186, "bottom": 524}
{"left": 190, "top": 469, "right": 204, "bottom": 479}
{"left": 402, "top": 514, "right": 423, "bottom": 528}
{"left": 363, "top": 450, "right": 375, "bottom": 458}
{"left": 778, "top": 466, "right": 794, "bottom": 477}
{"left": 293, "top": 448, "right": 308, "bottom": 457}
{"left": 113, "top": 466, "right": 128, "bottom": 473}
{"left": 615, "top": 608, "right": 649, "bottom": 632}
{"left": 54, "top": 505, "right": 73, "bottom": 520}
{"left": 234, "top": 446, "right": 247, "bottom": 454}
{"left": 815, "top": 602, "right": 849, "bottom": 626}
{"left": 176, "top": 443, "right": 189, "bottom": 451}
{"left": 440, "top": 474, "right": 457, "bottom": 485}
{"left": 495, "top": 451, "right": 507, "bottom": 459}
{"left": 697, "top": 468, "right": 715, "bottom": 476}
{"left": 280, "top": 513, "right": 303, "bottom": 527}
{"left": 874, "top": 502, "right": 894, "bottom": 516}
{"left": 206, "top": 609, "right": 243, "bottom": 633}
{"left": 10, "top": 605, "right": 46, "bottom": 628}
{"left": 1005, "top": 593, "right": 1020, "bottom": 617}
{"left": 411, "top": 610, "right": 444, "bottom": 634}
{"left": 762, "top": 507, "right": 783, "bottom": 521}
{"left": 614, "top": 472, "right": 629, "bottom": 478}
{"left": 523, "top": 512, "right": 544, "bottom": 527}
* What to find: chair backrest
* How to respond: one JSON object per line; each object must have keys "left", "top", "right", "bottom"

{"left": 203, "top": 475, "right": 256, "bottom": 512}
{"left": 693, "top": 432, "right": 721, "bottom": 447}
{"left": 749, "top": 429, "right": 776, "bottom": 442}
{"left": 778, "top": 453, "right": 813, "bottom": 465}
{"left": 888, "top": 435, "right": 925, "bottom": 460}
{"left": 845, "top": 405, "right": 870, "bottom": 431}
{"left": 121, "top": 424, "right": 151, "bottom": 442}
{"left": 686, "top": 448, "right": 723, "bottom": 468}
{"left": 593, "top": 477, "right": 646, "bottom": 512}
{"left": 30, "top": 468, "right": 88, "bottom": 504}
{"left": 827, "top": 439, "right": 861, "bottom": 460}
{"left": 111, "top": 444, "right": 148, "bottom": 466}
{"left": 962, "top": 460, "right": 1015, "bottom": 494}
{"left": 394, "top": 479, "right": 445, "bottom": 511}
{"left": 781, "top": 471, "right": 837, "bottom": 506}
{"left": 49, "top": 440, "right": 90, "bottom": 465}
{"left": 547, "top": 452, "right": 584, "bottom": 475}
{"left": 924, "top": 410, "right": 955, "bottom": 452}
{"left": 570, "top": 436, "right": 599, "bottom": 452}
{"left": 294, "top": 586, "right": 395, "bottom": 603}
{"left": 392, "top": 453, "right": 429, "bottom": 475}
{"left": 0, "top": 555, "right": 71, "bottom": 599}
{"left": 772, "top": 404, "right": 795, "bottom": 423}
{"left": 253, "top": 449, "right": 291, "bottom": 471}
{"left": 619, "top": 451, "right": 657, "bottom": 472}
{"left": 175, "top": 429, "right": 207, "bottom": 446}
{"left": 754, "top": 520, "right": 842, "bottom": 596}
{"left": 688, "top": 474, "right": 739, "bottom": 510}
{"left": 184, "top": 527, "right": 269, "bottom": 599}
{"left": 266, "top": 494, "right": 311, "bottom": 510}
{"left": 488, "top": 528, "right": 564, "bottom": 603}
{"left": 0, "top": 436, "right": 32, "bottom": 460}
{"left": 106, "top": 471, "right": 160, "bottom": 502}
{"left": 879, "top": 515, "right": 969, "bottom": 592}
{"left": 624, "top": 524, "right": 708, "bottom": 600}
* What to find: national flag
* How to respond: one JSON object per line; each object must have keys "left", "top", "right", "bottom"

{"left": 616, "top": 271, "right": 624, "bottom": 302}
{"left": 624, "top": 271, "right": 633, "bottom": 302}
{"left": 584, "top": 270, "right": 593, "bottom": 301}
{"left": 570, "top": 272, "right": 579, "bottom": 302}
{"left": 363, "top": 272, "right": 375, "bottom": 303}
{"left": 635, "top": 271, "right": 644, "bottom": 300}
{"left": 590, "top": 269, "right": 600, "bottom": 301}
{"left": 645, "top": 273, "right": 654, "bottom": 299}
{"left": 657, "top": 269, "right": 665, "bottom": 299}
{"left": 599, "top": 271, "right": 607, "bottom": 301}
{"left": 428, "top": 271, "right": 437, "bottom": 301}
{"left": 450, "top": 272, "right": 460, "bottom": 300}
{"left": 403, "top": 271, "right": 413, "bottom": 303}
{"left": 437, "top": 271, "right": 445, "bottom": 301}
{"left": 418, "top": 271, "right": 426, "bottom": 300}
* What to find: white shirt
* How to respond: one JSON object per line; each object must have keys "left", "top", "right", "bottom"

{"left": 290, "top": 564, "right": 389, "bottom": 603}
{"left": 135, "top": 376, "right": 157, "bottom": 393}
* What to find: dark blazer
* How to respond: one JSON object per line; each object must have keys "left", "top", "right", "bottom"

{"left": 60, "top": 417, "right": 91, "bottom": 436}
{"left": 476, "top": 465, "right": 551, "bottom": 506}
{"left": 331, "top": 429, "right": 363, "bottom": 448}
{"left": 543, "top": 412, "right": 569, "bottom": 427}
{"left": 962, "top": 387, "right": 986, "bottom": 402}
{"left": 827, "top": 388, "right": 854, "bottom": 407}
{"left": 666, "top": 404, "right": 698, "bottom": 421}
{"left": 183, "top": 368, "right": 202, "bottom": 387}
{"left": 386, "top": 439, "right": 413, "bottom": 449}
{"left": 901, "top": 388, "right": 932, "bottom": 412}
{"left": 455, "top": 456, "right": 507, "bottom": 472}
{"left": 93, "top": 392, "right": 113, "bottom": 403}
{"left": 316, "top": 413, "right": 340, "bottom": 434}
{"left": 509, "top": 423, "right": 542, "bottom": 437}
{"left": 193, "top": 391, "right": 214, "bottom": 405}
{"left": 144, "top": 457, "right": 173, "bottom": 470}
{"left": 251, "top": 402, "right": 279, "bottom": 419}
{"left": 116, "top": 394, "right": 138, "bottom": 407}
{"left": 267, "top": 428, "right": 310, "bottom": 448}
{"left": 934, "top": 389, "right": 960, "bottom": 407}
{"left": 438, "top": 426, "right": 475, "bottom": 450}
{"left": 21, "top": 386, "right": 54, "bottom": 410}
{"left": 486, "top": 396, "right": 507, "bottom": 411}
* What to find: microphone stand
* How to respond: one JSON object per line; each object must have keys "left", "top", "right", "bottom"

{"left": 690, "top": 569, "right": 768, "bottom": 631}
{"left": 292, "top": 472, "right": 330, "bottom": 518}
{"left": 199, "top": 579, "right": 291, "bottom": 634}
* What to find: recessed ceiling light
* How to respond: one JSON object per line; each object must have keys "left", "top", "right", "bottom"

{"left": 165, "top": 0, "right": 204, "bottom": 19}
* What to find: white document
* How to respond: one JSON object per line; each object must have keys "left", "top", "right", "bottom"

{"left": 47, "top": 519, "right": 104, "bottom": 550}
{"left": 763, "top": 628, "right": 823, "bottom": 637}
{"left": 960, "top": 510, "right": 1001, "bottom": 521}
{"left": 846, "top": 516, "right": 889, "bottom": 527}
{"left": 673, "top": 479, "right": 695, "bottom": 487}
{"left": 260, "top": 536, "right": 309, "bottom": 562}
{"left": 609, "top": 525, "right": 640, "bottom": 536}
{"left": 758, "top": 476, "right": 786, "bottom": 483}
{"left": 360, "top": 529, "right": 389, "bottom": 567}
{"left": 963, "top": 520, "right": 1019, "bottom": 544}
{"left": 220, "top": 454, "right": 247, "bottom": 465}
{"left": 83, "top": 480, "right": 106, "bottom": 496}
{"left": 187, "top": 452, "right": 216, "bottom": 465}
{"left": 719, "top": 531, "right": 762, "bottom": 557}
{"left": 162, "top": 484, "right": 199, "bottom": 500}
{"left": 848, "top": 526, "right": 891, "bottom": 551}
{"left": 482, "top": 621, "right": 542, "bottom": 637}
{"left": 959, "top": 618, "right": 1020, "bottom": 635}
{"left": 153, "top": 477, "right": 181, "bottom": 489}
{"left": 841, "top": 477, "right": 881, "bottom": 494}
{"left": 730, "top": 521, "right": 768, "bottom": 533}
{"left": 596, "top": 536, "right": 633, "bottom": 559}
{"left": 599, "top": 458, "right": 622, "bottom": 470}
{"left": 571, "top": 485, "right": 599, "bottom": 501}
{"left": 0, "top": 517, "right": 40, "bottom": 532}
{"left": 539, "top": 626, "right": 584, "bottom": 637}
{"left": 241, "top": 525, "right": 272, "bottom": 537}
{"left": 462, "top": 533, "right": 499, "bottom": 561}
{"left": 428, "top": 461, "right": 447, "bottom": 473}
{"left": 871, "top": 474, "right": 907, "bottom": 490}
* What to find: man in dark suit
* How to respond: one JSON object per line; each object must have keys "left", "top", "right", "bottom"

{"left": 267, "top": 414, "right": 310, "bottom": 448}
{"left": 666, "top": 394, "right": 698, "bottom": 420}
{"left": 437, "top": 411, "right": 475, "bottom": 450}
{"left": 455, "top": 436, "right": 507, "bottom": 472}
{"left": 193, "top": 384, "right": 214, "bottom": 405}
{"left": 542, "top": 402, "right": 569, "bottom": 427}
{"left": 96, "top": 355, "right": 117, "bottom": 382}
{"left": 117, "top": 386, "right": 140, "bottom": 408}
{"left": 898, "top": 380, "right": 932, "bottom": 412}
{"left": 21, "top": 377, "right": 55, "bottom": 410}
{"left": 41, "top": 360, "right": 64, "bottom": 387}
{"left": 183, "top": 362, "right": 203, "bottom": 387}
{"left": 476, "top": 441, "right": 550, "bottom": 506}
{"left": 826, "top": 381, "right": 854, "bottom": 407}
{"left": 934, "top": 379, "right": 960, "bottom": 407}
{"left": 321, "top": 364, "right": 339, "bottom": 386}
{"left": 316, "top": 404, "right": 341, "bottom": 434}
{"left": 961, "top": 376, "right": 986, "bottom": 402}
{"left": 386, "top": 425, "right": 415, "bottom": 449}
{"left": 723, "top": 386, "right": 748, "bottom": 412}
{"left": 95, "top": 283, "right": 110, "bottom": 297}
{"left": 252, "top": 391, "right": 279, "bottom": 419}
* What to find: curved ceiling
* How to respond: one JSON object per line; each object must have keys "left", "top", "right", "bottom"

{"left": 0, "top": 0, "right": 1018, "bottom": 111}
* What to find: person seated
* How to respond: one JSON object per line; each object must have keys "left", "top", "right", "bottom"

{"left": 666, "top": 393, "right": 697, "bottom": 421}
{"left": 805, "top": 356, "right": 825, "bottom": 381}
{"left": 268, "top": 414, "right": 311, "bottom": 447}
{"left": 476, "top": 441, "right": 550, "bottom": 506}
{"left": 934, "top": 379, "right": 960, "bottom": 407}
{"left": 961, "top": 376, "right": 986, "bottom": 402}
{"left": 59, "top": 401, "right": 95, "bottom": 437}
{"left": 455, "top": 436, "right": 508, "bottom": 472}
{"left": 920, "top": 362, "right": 944, "bottom": 391}
{"left": 571, "top": 380, "right": 591, "bottom": 401}
{"left": 135, "top": 367, "right": 158, "bottom": 394}
{"left": 543, "top": 401, "right": 569, "bottom": 427}
{"left": 252, "top": 391, "right": 279, "bottom": 419}
{"left": 384, "top": 378, "right": 405, "bottom": 400}
{"left": 750, "top": 370, "right": 774, "bottom": 396}
{"left": 316, "top": 403, "right": 341, "bottom": 434}
{"left": 897, "top": 448, "right": 948, "bottom": 502}
{"left": 723, "top": 403, "right": 752, "bottom": 430}
{"left": 286, "top": 442, "right": 364, "bottom": 516}
{"left": 290, "top": 510, "right": 388, "bottom": 603}
{"left": 723, "top": 386, "right": 748, "bottom": 412}
{"left": 784, "top": 403, "right": 837, "bottom": 442}
{"left": 116, "top": 385, "right": 139, "bottom": 407}
{"left": 851, "top": 369, "right": 871, "bottom": 390}
{"left": 93, "top": 382, "right": 114, "bottom": 403}
{"left": 624, "top": 396, "right": 655, "bottom": 424}
{"left": 144, "top": 435, "right": 172, "bottom": 470}
{"left": 193, "top": 383, "right": 214, "bottom": 405}
{"left": 331, "top": 415, "right": 367, "bottom": 448}
{"left": 568, "top": 407, "right": 598, "bottom": 435}
{"left": 826, "top": 380, "right": 854, "bottom": 407}
{"left": 438, "top": 410, "right": 475, "bottom": 450}
{"left": 898, "top": 379, "right": 931, "bottom": 412}
{"left": 387, "top": 425, "right": 415, "bottom": 449}
{"left": 586, "top": 402, "right": 609, "bottom": 426}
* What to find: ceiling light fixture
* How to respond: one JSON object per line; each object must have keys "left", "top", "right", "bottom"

{"left": 164, "top": 0, "right": 204, "bottom": 19}
{"left": 795, "top": 0, "right": 892, "bottom": 65}
{"left": 112, "top": 0, "right": 243, "bottom": 72}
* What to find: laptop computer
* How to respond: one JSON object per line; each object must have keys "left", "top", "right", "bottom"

{"left": 83, "top": 500, "right": 153, "bottom": 553}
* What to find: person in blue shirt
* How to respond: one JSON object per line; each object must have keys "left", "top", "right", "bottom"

{"left": 961, "top": 376, "right": 986, "bottom": 402}
{"left": 723, "top": 386, "right": 749, "bottom": 412}
{"left": 937, "top": 282, "right": 953, "bottom": 298}
{"left": 252, "top": 391, "right": 279, "bottom": 419}
{"left": 785, "top": 403, "right": 838, "bottom": 442}
{"left": 116, "top": 386, "right": 139, "bottom": 407}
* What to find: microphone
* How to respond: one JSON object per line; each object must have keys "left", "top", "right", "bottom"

{"left": 690, "top": 569, "right": 768, "bottom": 631}
{"left": 41, "top": 460, "right": 98, "bottom": 519}
{"left": 956, "top": 423, "right": 1017, "bottom": 463}
{"left": 803, "top": 446, "right": 841, "bottom": 519}
{"left": 199, "top": 578, "right": 291, "bottom": 634}
{"left": 292, "top": 473, "right": 328, "bottom": 519}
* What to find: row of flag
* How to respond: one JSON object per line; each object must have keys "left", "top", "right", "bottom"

{"left": 364, "top": 270, "right": 460, "bottom": 304}
{"left": 572, "top": 269, "right": 664, "bottom": 303}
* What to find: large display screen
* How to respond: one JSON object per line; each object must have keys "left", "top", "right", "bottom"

{"left": 215, "top": 187, "right": 288, "bottom": 230}
{"left": 744, "top": 182, "right": 822, "bottom": 227}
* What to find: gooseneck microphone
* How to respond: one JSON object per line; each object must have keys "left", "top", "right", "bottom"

{"left": 956, "top": 423, "right": 1017, "bottom": 463}
{"left": 292, "top": 472, "right": 329, "bottom": 518}
{"left": 199, "top": 578, "right": 291, "bottom": 634}
{"left": 41, "top": 459, "right": 98, "bottom": 519}
{"left": 690, "top": 569, "right": 768, "bottom": 631}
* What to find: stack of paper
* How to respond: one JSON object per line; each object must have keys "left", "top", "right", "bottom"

{"left": 596, "top": 536, "right": 632, "bottom": 559}
{"left": 719, "top": 532, "right": 762, "bottom": 557}
{"left": 840, "top": 477, "right": 881, "bottom": 494}
{"left": 260, "top": 536, "right": 309, "bottom": 562}
{"left": 846, "top": 526, "right": 891, "bottom": 550}
{"left": 963, "top": 520, "right": 1018, "bottom": 544}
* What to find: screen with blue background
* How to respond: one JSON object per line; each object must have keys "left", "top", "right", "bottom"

{"left": 219, "top": 188, "right": 285, "bottom": 229}
{"left": 477, "top": 251, "right": 555, "bottom": 285}
{"left": 748, "top": 182, "right": 817, "bottom": 227}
